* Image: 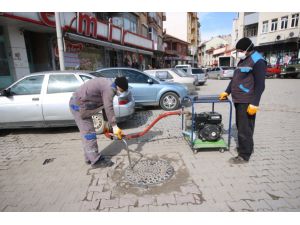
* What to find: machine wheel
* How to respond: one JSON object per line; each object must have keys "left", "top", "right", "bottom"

{"left": 160, "top": 92, "right": 180, "bottom": 111}
{"left": 92, "top": 113, "right": 105, "bottom": 134}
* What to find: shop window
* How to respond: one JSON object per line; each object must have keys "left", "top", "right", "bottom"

{"left": 291, "top": 13, "right": 299, "bottom": 28}
{"left": 281, "top": 16, "right": 288, "bottom": 29}
{"left": 47, "top": 74, "right": 81, "bottom": 94}
{"left": 271, "top": 19, "right": 278, "bottom": 31}
{"left": 10, "top": 75, "right": 44, "bottom": 95}
{"left": 262, "top": 21, "right": 269, "bottom": 33}
{"left": 0, "top": 26, "right": 10, "bottom": 76}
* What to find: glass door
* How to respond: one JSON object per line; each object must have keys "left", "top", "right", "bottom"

{"left": 0, "top": 26, "right": 13, "bottom": 90}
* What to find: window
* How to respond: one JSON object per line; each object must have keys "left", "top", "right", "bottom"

{"left": 95, "top": 69, "right": 118, "bottom": 78}
{"left": 10, "top": 75, "right": 44, "bottom": 95}
{"left": 291, "top": 13, "right": 299, "bottom": 27}
{"left": 80, "top": 75, "right": 92, "bottom": 82}
{"left": 0, "top": 26, "right": 10, "bottom": 76}
{"left": 122, "top": 69, "right": 149, "bottom": 83}
{"left": 271, "top": 19, "right": 278, "bottom": 31}
{"left": 192, "top": 69, "right": 204, "bottom": 73}
{"left": 281, "top": 16, "right": 288, "bottom": 29}
{"left": 47, "top": 74, "right": 81, "bottom": 94}
{"left": 142, "top": 24, "right": 148, "bottom": 37}
{"left": 155, "top": 71, "right": 173, "bottom": 80}
{"left": 262, "top": 21, "right": 269, "bottom": 33}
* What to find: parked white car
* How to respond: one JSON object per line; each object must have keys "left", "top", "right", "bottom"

{"left": 207, "top": 66, "right": 235, "bottom": 79}
{"left": 144, "top": 68, "right": 196, "bottom": 93}
{"left": 0, "top": 71, "right": 135, "bottom": 133}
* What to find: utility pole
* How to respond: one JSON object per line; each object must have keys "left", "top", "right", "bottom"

{"left": 55, "top": 12, "right": 65, "bottom": 70}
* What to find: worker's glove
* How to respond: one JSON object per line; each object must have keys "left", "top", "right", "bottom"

{"left": 113, "top": 125, "right": 124, "bottom": 140}
{"left": 247, "top": 104, "right": 259, "bottom": 116}
{"left": 103, "top": 121, "right": 110, "bottom": 133}
{"left": 219, "top": 92, "right": 228, "bottom": 100}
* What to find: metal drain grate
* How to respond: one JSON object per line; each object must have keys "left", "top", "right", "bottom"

{"left": 124, "top": 159, "right": 174, "bottom": 186}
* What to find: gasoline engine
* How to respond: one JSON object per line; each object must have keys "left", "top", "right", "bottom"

{"left": 185, "top": 112, "right": 223, "bottom": 142}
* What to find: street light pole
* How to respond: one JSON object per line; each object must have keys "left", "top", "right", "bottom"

{"left": 55, "top": 12, "right": 65, "bottom": 71}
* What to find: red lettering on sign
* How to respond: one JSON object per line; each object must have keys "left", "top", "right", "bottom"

{"left": 40, "top": 12, "right": 55, "bottom": 27}
{"left": 77, "top": 13, "right": 97, "bottom": 38}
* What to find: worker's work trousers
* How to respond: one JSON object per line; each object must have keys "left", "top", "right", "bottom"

{"left": 234, "top": 103, "right": 256, "bottom": 161}
{"left": 69, "top": 97, "right": 101, "bottom": 164}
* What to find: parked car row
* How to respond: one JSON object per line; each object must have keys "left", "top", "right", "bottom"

{"left": 0, "top": 68, "right": 189, "bottom": 131}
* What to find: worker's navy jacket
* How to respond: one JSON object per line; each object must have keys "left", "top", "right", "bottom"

{"left": 226, "top": 51, "right": 266, "bottom": 106}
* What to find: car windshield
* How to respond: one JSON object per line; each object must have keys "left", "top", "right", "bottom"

{"left": 192, "top": 69, "right": 204, "bottom": 74}
{"left": 89, "top": 71, "right": 104, "bottom": 77}
{"left": 171, "top": 68, "right": 188, "bottom": 77}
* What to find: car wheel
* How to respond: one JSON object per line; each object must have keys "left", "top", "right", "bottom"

{"left": 92, "top": 113, "right": 105, "bottom": 134}
{"left": 217, "top": 74, "right": 221, "bottom": 80}
{"left": 160, "top": 92, "right": 180, "bottom": 111}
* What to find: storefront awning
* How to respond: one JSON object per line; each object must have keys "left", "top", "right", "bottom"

{"left": 65, "top": 33, "right": 153, "bottom": 56}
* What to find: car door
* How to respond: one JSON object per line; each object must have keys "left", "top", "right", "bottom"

{"left": 0, "top": 75, "right": 45, "bottom": 128}
{"left": 42, "top": 73, "right": 82, "bottom": 126}
{"left": 121, "top": 69, "right": 160, "bottom": 104}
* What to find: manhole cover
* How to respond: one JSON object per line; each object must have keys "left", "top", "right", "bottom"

{"left": 124, "top": 159, "right": 174, "bottom": 186}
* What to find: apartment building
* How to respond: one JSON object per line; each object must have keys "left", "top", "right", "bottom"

{"left": 163, "top": 12, "right": 200, "bottom": 66}
{"left": 0, "top": 12, "right": 166, "bottom": 89}
{"left": 232, "top": 12, "right": 300, "bottom": 65}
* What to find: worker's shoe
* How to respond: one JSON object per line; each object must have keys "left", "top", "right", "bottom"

{"left": 91, "top": 156, "right": 114, "bottom": 168}
{"left": 229, "top": 156, "right": 248, "bottom": 164}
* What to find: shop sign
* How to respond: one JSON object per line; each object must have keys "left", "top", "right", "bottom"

{"left": 4, "top": 12, "right": 153, "bottom": 51}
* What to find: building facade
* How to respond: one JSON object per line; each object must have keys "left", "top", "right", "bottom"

{"left": 232, "top": 12, "right": 300, "bottom": 65}
{"left": 163, "top": 33, "right": 191, "bottom": 68}
{"left": 163, "top": 12, "right": 200, "bottom": 67}
{"left": 0, "top": 12, "right": 165, "bottom": 89}
{"left": 198, "top": 35, "right": 231, "bottom": 67}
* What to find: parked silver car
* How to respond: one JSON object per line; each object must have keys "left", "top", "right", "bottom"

{"left": 144, "top": 68, "right": 196, "bottom": 93}
{"left": 207, "top": 66, "right": 235, "bottom": 80}
{"left": 0, "top": 71, "right": 135, "bottom": 132}
{"left": 180, "top": 67, "right": 207, "bottom": 86}
{"left": 92, "top": 68, "right": 188, "bottom": 111}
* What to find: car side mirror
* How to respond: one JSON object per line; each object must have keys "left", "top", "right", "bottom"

{"left": 0, "top": 89, "right": 11, "bottom": 97}
{"left": 147, "top": 79, "right": 153, "bottom": 84}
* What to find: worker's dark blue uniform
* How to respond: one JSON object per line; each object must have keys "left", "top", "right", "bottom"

{"left": 225, "top": 51, "right": 266, "bottom": 160}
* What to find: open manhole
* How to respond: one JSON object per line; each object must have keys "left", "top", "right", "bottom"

{"left": 124, "top": 159, "right": 174, "bottom": 186}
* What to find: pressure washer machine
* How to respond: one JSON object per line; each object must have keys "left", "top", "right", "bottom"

{"left": 181, "top": 95, "right": 233, "bottom": 153}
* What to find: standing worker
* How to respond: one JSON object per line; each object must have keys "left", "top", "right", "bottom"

{"left": 219, "top": 37, "right": 266, "bottom": 164}
{"left": 69, "top": 76, "right": 129, "bottom": 168}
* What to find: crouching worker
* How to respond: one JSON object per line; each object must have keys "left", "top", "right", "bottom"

{"left": 69, "top": 76, "right": 129, "bottom": 168}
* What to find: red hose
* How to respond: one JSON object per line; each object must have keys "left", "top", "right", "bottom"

{"left": 104, "top": 109, "right": 185, "bottom": 140}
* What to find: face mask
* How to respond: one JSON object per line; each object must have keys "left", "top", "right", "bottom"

{"left": 236, "top": 43, "right": 253, "bottom": 60}
{"left": 237, "top": 52, "right": 247, "bottom": 60}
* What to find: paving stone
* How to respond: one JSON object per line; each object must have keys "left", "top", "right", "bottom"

{"left": 137, "top": 195, "right": 156, "bottom": 207}
{"left": 175, "top": 194, "right": 195, "bottom": 204}
{"left": 128, "top": 205, "right": 149, "bottom": 212}
{"left": 99, "top": 199, "right": 119, "bottom": 210}
{"left": 156, "top": 194, "right": 176, "bottom": 206}
{"left": 244, "top": 199, "right": 273, "bottom": 211}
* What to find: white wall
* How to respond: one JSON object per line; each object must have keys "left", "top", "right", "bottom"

{"left": 163, "top": 12, "right": 187, "bottom": 42}
{"left": 257, "top": 12, "right": 300, "bottom": 45}
{"left": 6, "top": 25, "right": 30, "bottom": 80}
